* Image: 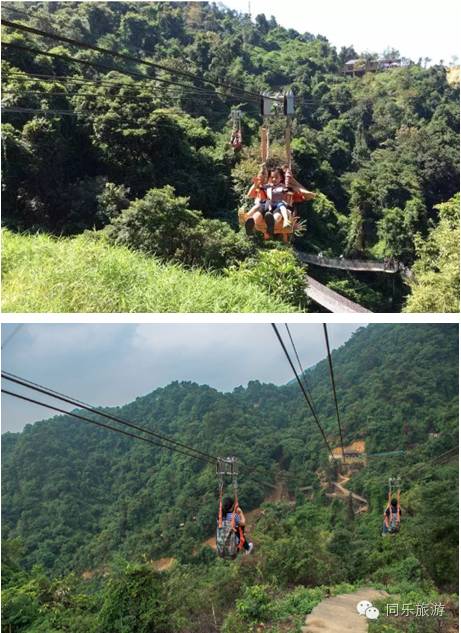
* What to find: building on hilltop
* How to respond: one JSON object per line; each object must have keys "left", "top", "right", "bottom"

{"left": 343, "top": 58, "right": 403, "bottom": 76}
{"left": 330, "top": 440, "right": 366, "bottom": 464}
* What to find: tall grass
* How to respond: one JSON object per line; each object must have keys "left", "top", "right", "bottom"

{"left": 2, "top": 230, "right": 299, "bottom": 313}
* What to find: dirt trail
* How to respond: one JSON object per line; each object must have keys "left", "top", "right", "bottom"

{"left": 151, "top": 557, "right": 175, "bottom": 572}
{"left": 332, "top": 474, "right": 368, "bottom": 504}
{"left": 302, "top": 587, "right": 389, "bottom": 633}
{"left": 326, "top": 471, "right": 368, "bottom": 513}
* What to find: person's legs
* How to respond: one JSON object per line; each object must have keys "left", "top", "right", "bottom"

{"left": 248, "top": 203, "right": 262, "bottom": 217}
{"left": 279, "top": 204, "right": 291, "bottom": 228}
{"left": 240, "top": 527, "right": 249, "bottom": 550}
{"left": 246, "top": 205, "right": 264, "bottom": 235}
{"left": 245, "top": 217, "right": 255, "bottom": 235}
{"left": 240, "top": 527, "right": 253, "bottom": 554}
{"left": 264, "top": 210, "right": 275, "bottom": 236}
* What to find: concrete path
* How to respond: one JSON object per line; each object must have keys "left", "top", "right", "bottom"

{"left": 302, "top": 587, "right": 389, "bottom": 633}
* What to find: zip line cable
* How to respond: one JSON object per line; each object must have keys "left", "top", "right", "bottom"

{"left": 271, "top": 323, "right": 334, "bottom": 459}
{"left": 1, "top": 388, "right": 213, "bottom": 463}
{"left": 432, "top": 446, "right": 459, "bottom": 464}
{"left": 2, "top": 373, "right": 277, "bottom": 490}
{"left": 1, "top": 371, "right": 217, "bottom": 464}
{"left": 2, "top": 8, "right": 278, "bottom": 102}
{"left": 3, "top": 4, "right": 243, "bottom": 97}
{"left": 284, "top": 324, "right": 320, "bottom": 421}
{"left": 2, "top": 85, "right": 221, "bottom": 104}
{"left": 1, "top": 98, "right": 236, "bottom": 117}
{"left": 2, "top": 71, "right": 336, "bottom": 111}
{"left": 410, "top": 446, "right": 459, "bottom": 472}
{"left": 1, "top": 87, "right": 235, "bottom": 111}
{"left": 2, "top": 371, "right": 217, "bottom": 463}
{"left": 2, "top": 89, "right": 158, "bottom": 100}
{"left": 4, "top": 11, "right": 406, "bottom": 111}
{"left": 1, "top": 325, "right": 24, "bottom": 350}
{"left": 1, "top": 107, "right": 88, "bottom": 116}
{"left": 2, "top": 370, "right": 279, "bottom": 490}
{"left": 323, "top": 324, "right": 345, "bottom": 462}
{"left": 1, "top": 41, "right": 236, "bottom": 101}
{"left": 1, "top": 88, "right": 231, "bottom": 107}
{"left": 2, "top": 18, "right": 276, "bottom": 104}
{"left": 2, "top": 71, "right": 224, "bottom": 99}
{"left": 1, "top": 41, "right": 156, "bottom": 81}
{"left": 1, "top": 91, "right": 189, "bottom": 109}
{"left": 0, "top": 7, "right": 310, "bottom": 103}
{"left": 284, "top": 324, "right": 324, "bottom": 476}
{"left": 1, "top": 43, "right": 257, "bottom": 113}
{"left": 2, "top": 88, "right": 228, "bottom": 112}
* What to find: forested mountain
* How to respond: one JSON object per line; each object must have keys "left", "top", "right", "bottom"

{"left": 2, "top": 324, "right": 458, "bottom": 631}
{"left": 1, "top": 2, "right": 459, "bottom": 311}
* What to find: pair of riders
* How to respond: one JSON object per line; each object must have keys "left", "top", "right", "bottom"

{"left": 382, "top": 497, "right": 401, "bottom": 535}
{"left": 245, "top": 163, "right": 294, "bottom": 236}
{"left": 218, "top": 496, "right": 254, "bottom": 557}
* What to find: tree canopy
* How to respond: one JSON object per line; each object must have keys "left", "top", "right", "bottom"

{"left": 2, "top": 324, "right": 458, "bottom": 631}
{"left": 1, "top": 1, "right": 459, "bottom": 311}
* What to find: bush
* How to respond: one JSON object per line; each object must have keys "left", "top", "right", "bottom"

{"left": 95, "top": 564, "right": 171, "bottom": 633}
{"left": 270, "top": 585, "right": 329, "bottom": 620}
{"left": 236, "top": 584, "right": 273, "bottom": 622}
{"left": 106, "top": 186, "right": 254, "bottom": 271}
{"left": 96, "top": 182, "right": 131, "bottom": 222}
{"left": 371, "top": 554, "right": 424, "bottom": 585}
{"left": 2, "top": 581, "right": 42, "bottom": 629}
{"left": 105, "top": 185, "right": 200, "bottom": 257}
{"left": 181, "top": 219, "right": 255, "bottom": 270}
{"left": 227, "top": 247, "right": 308, "bottom": 308}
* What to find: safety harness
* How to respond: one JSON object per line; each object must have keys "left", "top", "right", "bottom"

{"left": 217, "top": 457, "right": 245, "bottom": 558}
{"left": 230, "top": 109, "right": 243, "bottom": 152}
{"left": 384, "top": 477, "right": 401, "bottom": 533}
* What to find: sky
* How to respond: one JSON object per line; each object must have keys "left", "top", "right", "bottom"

{"left": 222, "top": 0, "right": 460, "bottom": 64}
{"left": 1, "top": 322, "right": 362, "bottom": 433}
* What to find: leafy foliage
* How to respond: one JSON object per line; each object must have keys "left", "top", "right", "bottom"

{"left": 227, "top": 247, "right": 308, "bottom": 308}
{"left": 1, "top": 1, "right": 458, "bottom": 309}
{"left": 1, "top": 229, "right": 295, "bottom": 313}
{"left": 105, "top": 186, "right": 255, "bottom": 270}
{"left": 404, "top": 194, "right": 460, "bottom": 312}
{"left": 1, "top": 324, "right": 458, "bottom": 631}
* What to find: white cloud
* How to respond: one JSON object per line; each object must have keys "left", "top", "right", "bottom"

{"left": 2, "top": 323, "right": 361, "bottom": 433}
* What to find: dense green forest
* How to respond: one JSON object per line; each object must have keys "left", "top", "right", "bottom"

{"left": 1, "top": 2, "right": 459, "bottom": 312}
{"left": 2, "top": 324, "right": 459, "bottom": 631}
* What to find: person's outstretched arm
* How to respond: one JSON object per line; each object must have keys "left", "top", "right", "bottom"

{"left": 237, "top": 507, "right": 246, "bottom": 526}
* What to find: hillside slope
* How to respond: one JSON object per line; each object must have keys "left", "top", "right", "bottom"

{"left": 1, "top": 230, "right": 299, "bottom": 313}
{"left": 2, "top": 1, "right": 459, "bottom": 311}
{"left": 2, "top": 324, "right": 457, "bottom": 575}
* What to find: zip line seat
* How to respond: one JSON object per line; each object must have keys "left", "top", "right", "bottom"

{"left": 239, "top": 174, "right": 316, "bottom": 242}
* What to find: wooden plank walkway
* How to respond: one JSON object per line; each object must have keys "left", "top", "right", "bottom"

{"left": 306, "top": 276, "right": 372, "bottom": 313}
